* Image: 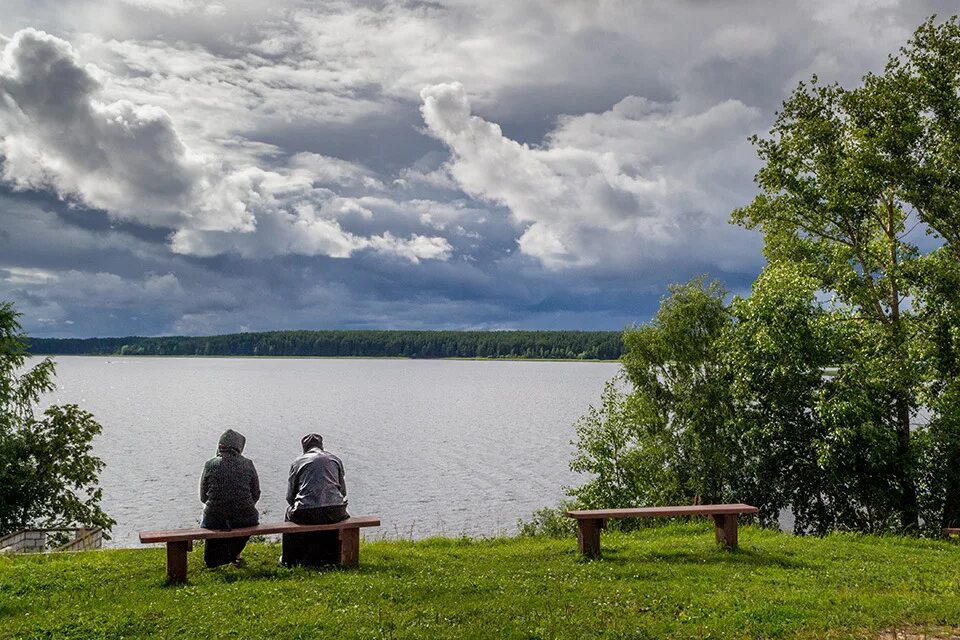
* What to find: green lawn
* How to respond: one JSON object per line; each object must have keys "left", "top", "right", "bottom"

{"left": 2, "top": 523, "right": 959, "bottom": 639}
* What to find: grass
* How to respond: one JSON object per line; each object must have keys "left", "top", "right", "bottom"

{"left": 2, "top": 523, "right": 959, "bottom": 639}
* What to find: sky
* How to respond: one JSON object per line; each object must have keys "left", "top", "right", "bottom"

{"left": 0, "top": 0, "right": 953, "bottom": 337}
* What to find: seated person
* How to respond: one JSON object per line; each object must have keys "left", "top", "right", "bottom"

{"left": 199, "top": 429, "right": 260, "bottom": 568}
{"left": 280, "top": 433, "right": 349, "bottom": 566}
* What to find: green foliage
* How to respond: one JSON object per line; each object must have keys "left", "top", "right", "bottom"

{"left": 726, "top": 16, "right": 960, "bottom": 533}
{"left": 567, "top": 17, "right": 960, "bottom": 536}
{"left": 731, "top": 65, "right": 924, "bottom": 526}
{"left": 516, "top": 502, "right": 577, "bottom": 537}
{"left": 723, "top": 264, "right": 836, "bottom": 530}
{"left": 883, "top": 17, "right": 960, "bottom": 255}
{"left": 570, "top": 279, "right": 740, "bottom": 512}
{"left": 0, "top": 302, "right": 113, "bottom": 537}
{"left": 2, "top": 527, "right": 959, "bottom": 638}
{"left": 28, "top": 329, "right": 623, "bottom": 360}
{"left": 913, "top": 248, "right": 960, "bottom": 530}
{"left": 724, "top": 264, "right": 916, "bottom": 533}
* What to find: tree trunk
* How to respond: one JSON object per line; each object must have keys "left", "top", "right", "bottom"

{"left": 943, "top": 452, "right": 960, "bottom": 529}
{"left": 895, "top": 395, "right": 919, "bottom": 531}
{"left": 885, "top": 198, "right": 919, "bottom": 532}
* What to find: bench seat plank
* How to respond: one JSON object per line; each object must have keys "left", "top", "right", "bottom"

{"left": 139, "top": 516, "right": 380, "bottom": 544}
{"left": 140, "top": 516, "right": 380, "bottom": 584}
{"left": 565, "top": 504, "right": 758, "bottom": 558}
{"left": 566, "top": 504, "right": 758, "bottom": 520}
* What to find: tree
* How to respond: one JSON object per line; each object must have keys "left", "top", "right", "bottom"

{"left": 725, "top": 263, "right": 911, "bottom": 533}
{"left": 570, "top": 279, "right": 742, "bottom": 511}
{"left": 913, "top": 249, "right": 960, "bottom": 530}
{"left": 885, "top": 16, "right": 960, "bottom": 532}
{"left": 568, "top": 17, "right": 960, "bottom": 536}
{"left": 732, "top": 74, "right": 926, "bottom": 530}
{"left": 0, "top": 302, "right": 113, "bottom": 537}
{"left": 730, "top": 15, "right": 960, "bottom": 533}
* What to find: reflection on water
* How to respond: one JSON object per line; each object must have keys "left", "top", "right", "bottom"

{"left": 37, "top": 356, "right": 619, "bottom": 547}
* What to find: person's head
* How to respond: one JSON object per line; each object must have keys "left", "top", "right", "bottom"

{"left": 301, "top": 433, "right": 323, "bottom": 453}
{"left": 218, "top": 429, "right": 245, "bottom": 456}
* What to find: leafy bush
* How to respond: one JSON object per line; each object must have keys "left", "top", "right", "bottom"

{"left": 517, "top": 503, "right": 577, "bottom": 538}
{"left": 0, "top": 302, "right": 113, "bottom": 536}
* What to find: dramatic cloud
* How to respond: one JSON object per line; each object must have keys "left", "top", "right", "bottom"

{"left": 0, "top": 28, "right": 452, "bottom": 262}
{"left": 0, "top": 29, "right": 212, "bottom": 228}
{"left": 0, "top": 0, "right": 953, "bottom": 335}
{"left": 421, "top": 82, "right": 760, "bottom": 269}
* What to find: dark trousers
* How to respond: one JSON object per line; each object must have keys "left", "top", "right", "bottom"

{"left": 281, "top": 505, "right": 350, "bottom": 567}
{"left": 201, "top": 513, "right": 257, "bottom": 568}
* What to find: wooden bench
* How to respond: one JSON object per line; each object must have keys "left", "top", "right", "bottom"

{"left": 945, "top": 528, "right": 960, "bottom": 540}
{"left": 566, "top": 504, "right": 759, "bottom": 558}
{"left": 139, "top": 516, "right": 380, "bottom": 583}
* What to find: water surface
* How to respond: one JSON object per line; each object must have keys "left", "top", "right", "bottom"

{"left": 38, "top": 356, "right": 619, "bottom": 547}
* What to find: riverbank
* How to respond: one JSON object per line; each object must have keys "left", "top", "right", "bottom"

{"left": 3, "top": 523, "right": 959, "bottom": 639}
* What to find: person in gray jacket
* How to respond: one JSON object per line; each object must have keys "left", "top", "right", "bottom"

{"left": 199, "top": 429, "right": 260, "bottom": 568}
{"left": 280, "top": 433, "right": 349, "bottom": 566}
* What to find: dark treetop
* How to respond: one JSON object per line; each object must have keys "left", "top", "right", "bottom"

{"left": 30, "top": 331, "right": 623, "bottom": 360}
{"left": 28, "top": 329, "right": 624, "bottom": 360}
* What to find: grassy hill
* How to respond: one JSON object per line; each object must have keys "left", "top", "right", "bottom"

{"left": 2, "top": 523, "right": 959, "bottom": 639}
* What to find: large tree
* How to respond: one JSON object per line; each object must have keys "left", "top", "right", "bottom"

{"left": 570, "top": 279, "right": 744, "bottom": 513}
{"left": 570, "top": 16, "right": 960, "bottom": 536}
{"left": 732, "top": 16, "right": 960, "bottom": 532}
{"left": 0, "top": 302, "right": 113, "bottom": 537}
{"left": 889, "top": 16, "right": 960, "bottom": 532}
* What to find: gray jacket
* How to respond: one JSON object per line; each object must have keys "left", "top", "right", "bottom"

{"left": 200, "top": 429, "right": 260, "bottom": 526}
{"left": 286, "top": 448, "right": 347, "bottom": 511}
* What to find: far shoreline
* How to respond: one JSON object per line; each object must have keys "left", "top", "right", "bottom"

{"left": 34, "top": 353, "right": 622, "bottom": 363}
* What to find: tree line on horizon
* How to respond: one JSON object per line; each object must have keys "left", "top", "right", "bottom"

{"left": 27, "top": 330, "right": 624, "bottom": 361}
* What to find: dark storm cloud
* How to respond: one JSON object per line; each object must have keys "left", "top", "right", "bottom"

{"left": 0, "top": 185, "right": 174, "bottom": 244}
{"left": 0, "top": 29, "right": 207, "bottom": 227}
{"left": 252, "top": 107, "right": 444, "bottom": 174}
{"left": 0, "top": 0, "right": 951, "bottom": 336}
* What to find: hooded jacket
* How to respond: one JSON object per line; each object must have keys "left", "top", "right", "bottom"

{"left": 200, "top": 429, "right": 260, "bottom": 526}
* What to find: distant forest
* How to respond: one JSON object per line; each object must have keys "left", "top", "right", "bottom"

{"left": 28, "top": 330, "right": 624, "bottom": 360}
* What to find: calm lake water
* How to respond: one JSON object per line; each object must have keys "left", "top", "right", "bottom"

{"left": 36, "top": 356, "right": 619, "bottom": 547}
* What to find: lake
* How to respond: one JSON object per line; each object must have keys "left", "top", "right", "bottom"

{"left": 36, "top": 356, "right": 620, "bottom": 547}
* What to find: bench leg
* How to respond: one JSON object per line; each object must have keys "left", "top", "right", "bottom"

{"left": 577, "top": 518, "right": 604, "bottom": 558}
{"left": 713, "top": 514, "right": 738, "bottom": 549}
{"left": 166, "top": 540, "right": 191, "bottom": 584}
{"left": 338, "top": 527, "right": 359, "bottom": 567}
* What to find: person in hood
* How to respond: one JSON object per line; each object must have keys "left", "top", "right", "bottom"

{"left": 280, "top": 433, "right": 349, "bottom": 566}
{"left": 199, "top": 429, "right": 261, "bottom": 568}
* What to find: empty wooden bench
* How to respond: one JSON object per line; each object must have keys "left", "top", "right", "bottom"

{"left": 945, "top": 528, "right": 960, "bottom": 540}
{"left": 139, "top": 516, "right": 380, "bottom": 583}
{"left": 566, "top": 504, "right": 759, "bottom": 558}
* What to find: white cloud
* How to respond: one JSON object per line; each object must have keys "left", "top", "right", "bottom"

{"left": 420, "top": 82, "right": 761, "bottom": 269}
{"left": 170, "top": 202, "right": 452, "bottom": 263}
{"left": 1, "top": 266, "right": 58, "bottom": 284}
{"left": 366, "top": 232, "right": 452, "bottom": 264}
{"left": 1, "top": 0, "right": 951, "bottom": 335}
{"left": 0, "top": 28, "right": 244, "bottom": 231}
{"left": 0, "top": 28, "right": 453, "bottom": 263}
{"left": 3, "top": 268, "right": 186, "bottom": 307}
